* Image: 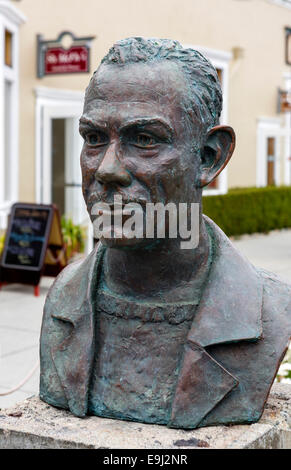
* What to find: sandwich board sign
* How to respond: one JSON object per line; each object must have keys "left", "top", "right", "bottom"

{"left": 0, "top": 203, "right": 67, "bottom": 296}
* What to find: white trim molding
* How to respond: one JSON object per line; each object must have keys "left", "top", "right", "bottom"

{"left": 266, "top": 0, "right": 291, "bottom": 10}
{"left": 0, "top": 1, "right": 26, "bottom": 26}
{"left": 256, "top": 116, "right": 283, "bottom": 187}
{"left": 185, "top": 46, "right": 233, "bottom": 67}
{"left": 34, "top": 87, "right": 84, "bottom": 204}
{"left": 34, "top": 86, "right": 84, "bottom": 103}
{"left": 34, "top": 87, "right": 93, "bottom": 254}
{"left": 0, "top": 0, "right": 26, "bottom": 229}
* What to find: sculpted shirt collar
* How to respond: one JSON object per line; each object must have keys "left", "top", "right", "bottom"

{"left": 50, "top": 215, "right": 263, "bottom": 424}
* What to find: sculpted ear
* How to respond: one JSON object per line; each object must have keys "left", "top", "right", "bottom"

{"left": 199, "top": 125, "right": 236, "bottom": 188}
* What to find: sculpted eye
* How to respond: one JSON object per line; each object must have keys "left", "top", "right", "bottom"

{"left": 86, "top": 132, "right": 108, "bottom": 146}
{"left": 133, "top": 133, "right": 157, "bottom": 148}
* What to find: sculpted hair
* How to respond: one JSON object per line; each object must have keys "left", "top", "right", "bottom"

{"left": 97, "top": 37, "right": 223, "bottom": 134}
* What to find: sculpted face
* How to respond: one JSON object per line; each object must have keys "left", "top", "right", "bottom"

{"left": 80, "top": 61, "right": 208, "bottom": 247}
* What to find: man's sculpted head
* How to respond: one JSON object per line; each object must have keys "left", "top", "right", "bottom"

{"left": 79, "top": 37, "right": 235, "bottom": 248}
{"left": 97, "top": 37, "right": 223, "bottom": 135}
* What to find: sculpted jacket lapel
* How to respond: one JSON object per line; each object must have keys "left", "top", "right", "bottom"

{"left": 50, "top": 243, "right": 105, "bottom": 417}
{"left": 169, "top": 217, "right": 263, "bottom": 428}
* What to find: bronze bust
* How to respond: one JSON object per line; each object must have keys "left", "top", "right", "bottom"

{"left": 40, "top": 37, "right": 291, "bottom": 429}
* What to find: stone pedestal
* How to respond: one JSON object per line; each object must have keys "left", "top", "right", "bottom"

{"left": 0, "top": 383, "right": 290, "bottom": 449}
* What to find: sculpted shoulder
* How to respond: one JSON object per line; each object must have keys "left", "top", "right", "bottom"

{"left": 258, "top": 267, "right": 291, "bottom": 333}
{"left": 44, "top": 245, "right": 102, "bottom": 312}
{"left": 39, "top": 246, "right": 102, "bottom": 415}
{"left": 46, "top": 257, "right": 85, "bottom": 304}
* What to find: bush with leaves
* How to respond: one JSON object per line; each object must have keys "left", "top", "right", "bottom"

{"left": 61, "top": 216, "right": 86, "bottom": 261}
{"left": 276, "top": 347, "right": 291, "bottom": 384}
{"left": 0, "top": 233, "right": 4, "bottom": 256}
{"left": 203, "top": 186, "right": 291, "bottom": 236}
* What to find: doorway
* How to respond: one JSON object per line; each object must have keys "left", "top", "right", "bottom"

{"left": 52, "top": 119, "right": 65, "bottom": 215}
{"left": 35, "top": 88, "right": 93, "bottom": 253}
{"left": 50, "top": 117, "right": 85, "bottom": 221}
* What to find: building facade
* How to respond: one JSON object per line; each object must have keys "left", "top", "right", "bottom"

{"left": 1, "top": 0, "right": 291, "bottom": 246}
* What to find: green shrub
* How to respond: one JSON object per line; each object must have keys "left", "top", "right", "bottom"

{"left": 0, "top": 233, "right": 4, "bottom": 255}
{"left": 61, "top": 216, "right": 86, "bottom": 261}
{"left": 276, "top": 347, "right": 291, "bottom": 383}
{"left": 202, "top": 186, "right": 291, "bottom": 236}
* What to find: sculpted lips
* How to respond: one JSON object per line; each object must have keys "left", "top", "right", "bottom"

{"left": 87, "top": 192, "right": 148, "bottom": 212}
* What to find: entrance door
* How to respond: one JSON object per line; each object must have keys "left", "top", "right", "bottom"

{"left": 36, "top": 92, "right": 93, "bottom": 253}
{"left": 51, "top": 117, "right": 85, "bottom": 222}
{"left": 52, "top": 118, "right": 65, "bottom": 215}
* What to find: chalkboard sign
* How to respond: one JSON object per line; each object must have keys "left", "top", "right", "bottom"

{"left": 0, "top": 203, "right": 67, "bottom": 295}
{"left": 1, "top": 203, "right": 53, "bottom": 271}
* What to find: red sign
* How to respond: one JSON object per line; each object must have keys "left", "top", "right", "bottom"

{"left": 44, "top": 45, "right": 89, "bottom": 75}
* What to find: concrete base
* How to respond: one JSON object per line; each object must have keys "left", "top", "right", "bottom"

{"left": 0, "top": 383, "right": 290, "bottom": 449}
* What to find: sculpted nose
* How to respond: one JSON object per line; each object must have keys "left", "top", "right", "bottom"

{"left": 95, "top": 143, "right": 132, "bottom": 187}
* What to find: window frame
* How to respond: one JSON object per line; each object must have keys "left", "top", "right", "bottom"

{"left": 256, "top": 117, "right": 282, "bottom": 187}
{"left": 182, "top": 45, "right": 232, "bottom": 195}
{"left": 0, "top": 2, "right": 26, "bottom": 229}
{"left": 267, "top": 0, "right": 291, "bottom": 10}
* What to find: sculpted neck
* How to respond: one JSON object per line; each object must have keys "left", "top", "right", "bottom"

{"left": 102, "top": 217, "right": 211, "bottom": 303}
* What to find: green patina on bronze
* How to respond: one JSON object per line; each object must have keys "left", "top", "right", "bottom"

{"left": 39, "top": 37, "right": 291, "bottom": 428}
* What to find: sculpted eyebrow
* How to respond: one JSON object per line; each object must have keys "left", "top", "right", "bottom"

{"left": 79, "top": 117, "right": 107, "bottom": 131}
{"left": 121, "top": 119, "right": 174, "bottom": 138}
{"left": 79, "top": 117, "right": 174, "bottom": 139}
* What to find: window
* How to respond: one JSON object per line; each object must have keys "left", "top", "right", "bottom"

{"left": 4, "top": 29, "right": 13, "bottom": 67}
{"left": 256, "top": 117, "right": 281, "bottom": 187}
{"left": 267, "top": 137, "right": 275, "bottom": 186}
{"left": 184, "top": 45, "right": 232, "bottom": 195}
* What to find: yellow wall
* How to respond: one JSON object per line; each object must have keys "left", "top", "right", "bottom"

{"left": 17, "top": 0, "right": 291, "bottom": 200}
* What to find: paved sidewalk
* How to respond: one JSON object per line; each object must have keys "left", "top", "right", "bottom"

{"left": 0, "top": 277, "right": 54, "bottom": 409}
{"left": 0, "top": 228, "right": 291, "bottom": 410}
{"left": 231, "top": 229, "right": 291, "bottom": 283}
